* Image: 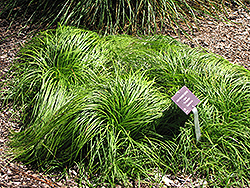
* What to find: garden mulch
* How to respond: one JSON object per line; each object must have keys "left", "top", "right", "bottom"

{"left": 0, "top": 5, "right": 250, "bottom": 188}
{"left": 166, "top": 7, "right": 250, "bottom": 70}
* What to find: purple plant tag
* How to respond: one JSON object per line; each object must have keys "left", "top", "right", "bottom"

{"left": 171, "top": 86, "right": 200, "bottom": 115}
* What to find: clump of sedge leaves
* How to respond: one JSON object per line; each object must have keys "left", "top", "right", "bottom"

{"left": 1, "top": 25, "right": 250, "bottom": 187}
{"left": 0, "top": 0, "right": 248, "bottom": 34}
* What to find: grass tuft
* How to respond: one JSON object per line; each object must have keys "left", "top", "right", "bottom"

{"left": 1, "top": 26, "right": 250, "bottom": 186}
{"left": 0, "top": 0, "right": 248, "bottom": 34}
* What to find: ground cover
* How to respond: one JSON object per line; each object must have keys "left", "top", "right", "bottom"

{"left": 1, "top": 25, "right": 250, "bottom": 187}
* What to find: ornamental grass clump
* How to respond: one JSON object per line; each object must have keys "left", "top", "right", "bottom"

{"left": 1, "top": 0, "right": 247, "bottom": 34}
{"left": 151, "top": 46, "right": 250, "bottom": 186}
{"left": 1, "top": 26, "right": 250, "bottom": 186}
{"left": 10, "top": 74, "right": 168, "bottom": 186}
{"left": 2, "top": 26, "right": 172, "bottom": 186}
{"left": 3, "top": 26, "right": 107, "bottom": 124}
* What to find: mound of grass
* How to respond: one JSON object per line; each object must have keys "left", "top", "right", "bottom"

{"left": 1, "top": 25, "right": 250, "bottom": 186}
{"left": 152, "top": 46, "right": 250, "bottom": 186}
{"left": 0, "top": 0, "right": 247, "bottom": 34}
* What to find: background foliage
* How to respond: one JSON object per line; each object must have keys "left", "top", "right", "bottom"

{"left": 0, "top": 0, "right": 246, "bottom": 34}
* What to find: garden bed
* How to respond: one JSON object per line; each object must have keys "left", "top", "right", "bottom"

{"left": 0, "top": 5, "right": 250, "bottom": 188}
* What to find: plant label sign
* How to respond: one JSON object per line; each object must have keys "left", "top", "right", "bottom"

{"left": 172, "top": 86, "right": 201, "bottom": 141}
{"left": 171, "top": 86, "right": 200, "bottom": 115}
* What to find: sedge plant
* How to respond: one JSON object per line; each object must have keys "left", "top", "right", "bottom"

{"left": 0, "top": 0, "right": 248, "bottom": 34}
{"left": 1, "top": 26, "right": 250, "bottom": 186}
{"left": 149, "top": 43, "right": 250, "bottom": 186}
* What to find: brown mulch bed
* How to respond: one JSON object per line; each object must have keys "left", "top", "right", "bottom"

{"left": 0, "top": 6, "right": 250, "bottom": 188}
{"left": 166, "top": 7, "right": 250, "bottom": 70}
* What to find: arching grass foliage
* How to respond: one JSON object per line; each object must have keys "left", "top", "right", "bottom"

{"left": 0, "top": 0, "right": 247, "bottom": 34}
{"left": 1, "top": 26, "right": 250, "bottom": 187}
